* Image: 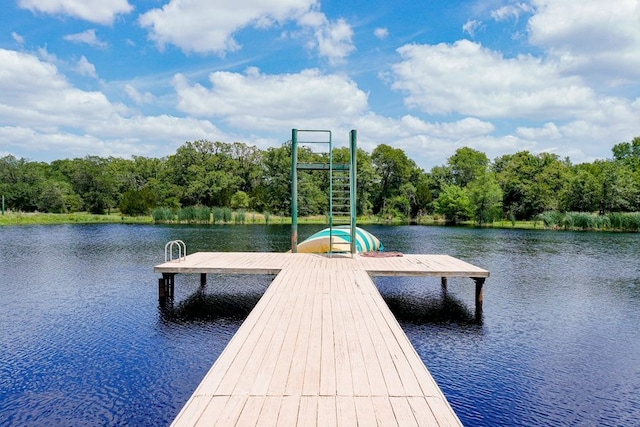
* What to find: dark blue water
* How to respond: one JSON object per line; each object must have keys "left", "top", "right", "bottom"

{"left": 1, "top": 224, "right": 639, "bottom": 426}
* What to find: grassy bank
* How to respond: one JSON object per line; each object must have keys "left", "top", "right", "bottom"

{"left": 2, "top": 210, "right": 638, "bottom": 232}
{"left": 0, "top": 211, "right": 153, "bottom": 226}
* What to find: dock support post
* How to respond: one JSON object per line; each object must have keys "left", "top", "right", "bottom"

{"left": 474, "top": 277, "right": 485, "bottom": 320}
{"left": 159, "top": 273, "right": 175, "bottom": 301}
{"left": 200, "top": 273, "right": 207, "bottom": 288}
{"left": 441, "top": 276, "right": 448, "bottom": 291}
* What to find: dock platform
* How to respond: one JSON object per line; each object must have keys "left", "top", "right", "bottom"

{"left": 155, "top": 252, "right": 489, "bottom": 426}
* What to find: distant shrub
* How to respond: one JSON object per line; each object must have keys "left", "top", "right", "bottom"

{"left": 178, "top": 206, "right": 196, "bottom": 223}
{"left": 212, "top": 207, "right": 224, "bottom": 224}
{"left": 540, "top": 211, "right": 564, "bottom": 228}
{"left": 234, "top": 210, "right": 246, "bottom": 224}
{"left": 222, "top": 207, "right": 232, "bottom": 222}
{"left": 194, "top": 206, "right": 211, "bottom": 223}
{"left": 152, "top": 207, "right": 174, "bottom": 223}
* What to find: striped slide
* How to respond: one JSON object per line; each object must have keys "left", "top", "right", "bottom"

{"left": 297, "top": 226, "right": 384, "bottom": 254}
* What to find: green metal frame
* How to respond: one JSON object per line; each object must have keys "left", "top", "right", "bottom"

{"left": 291, "top": 129, "right": 357, "bottom": 254}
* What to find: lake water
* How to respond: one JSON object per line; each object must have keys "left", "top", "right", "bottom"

{"left": 1, "top": 224, "right": 639, "bottom": 426}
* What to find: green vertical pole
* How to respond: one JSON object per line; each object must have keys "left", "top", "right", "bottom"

{"left": 1, "top": 195, "right": 4, "bottom": 215}
{"left": 328, "top": 131, "right": 333, "bottom": 255}
{"left": 291, "top": 129, "right": 298, "bottom": 253}
{"left": 350, "top": 130, "right": 357, "bottom": 254}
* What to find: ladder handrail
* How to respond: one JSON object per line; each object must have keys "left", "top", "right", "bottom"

{"left": 291, "top": 128, "right": 357, "bottom": 255}
{"left": 164, "top": 240, "right": 187, "bottom": 262}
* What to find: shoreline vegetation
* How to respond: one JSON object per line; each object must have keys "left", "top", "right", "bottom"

{"left": 3, "top": 138, "right": 640, "bottom": 230}
{"left": 2, "top": 209, "right": 639, "bottom": 232}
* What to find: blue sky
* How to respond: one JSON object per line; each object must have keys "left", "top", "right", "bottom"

{"left": 1, "top": 0, "right": 639, "bottom": 170}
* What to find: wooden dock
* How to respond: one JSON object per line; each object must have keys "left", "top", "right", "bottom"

{"left": 155, "top": 252, "right": 489, "bottom": 426}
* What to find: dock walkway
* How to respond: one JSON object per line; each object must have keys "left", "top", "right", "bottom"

{"left": 155, "top": 253, "right": 489, "bottom": 426}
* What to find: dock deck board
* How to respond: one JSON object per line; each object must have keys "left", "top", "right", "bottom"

{"left": 155, "top": 252, "right": 489, "bottom": 426}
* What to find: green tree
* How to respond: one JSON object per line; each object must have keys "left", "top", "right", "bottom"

{"left": 37, "top": 180, "right": 81, "bottom": 213}
{"left": 164, "top": 140, "right": 244, "bottom": 207}
{"left": 427, "top": 165, "right": 454, "bottom": 202}
{"left": 434, "top": 184, "right": 473, "bottom": 224}
{"left": 119, "top": 187, "right": 156, "bottom": 216}
{"left": 559, "top": 165, "right": 600, "bottom": 212}
{"left": 259, "top": 143, "right": 293, "bottom": 215}
{"left": 371, "top": 144, "right": 421, "bottom": 216}
{"left": 0, "top": 156, "right": 49, "bottom": 211}
{"left": 332, "top": 147, "right": 377, "bottom": 216}
{"left": 467, "top": 173, "right": 503, "bottom": 224}
{"left": 230, "top": 190, "right": 250, "bottom": 209}
{"left": 612, "top": 136, "right": 640, "bottom": 171}
{"left": 414, "top": 173, "right": 433, "bottom": 215}
{"left": 69, "top": 156, "right": 118, "bottom": 214}
{"left": 448, "top": 147, "right": 489, "bottom": 187}
{"left": 494, "top": 151, "right": 570, "bottom": 220}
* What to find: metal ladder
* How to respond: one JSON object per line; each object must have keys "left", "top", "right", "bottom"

{"left": 291, "top": 129, "right": 357, "bottom": 255}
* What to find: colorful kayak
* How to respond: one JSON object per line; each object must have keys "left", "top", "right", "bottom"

{"left": 297, "top": 226, "right": 383, "bottom": 254}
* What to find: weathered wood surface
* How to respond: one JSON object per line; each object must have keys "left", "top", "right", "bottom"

{"left": 155, "top": 252, "right": 490, "bottom": 279}
{"left": 156, "top": 253, "right": 489, "bottom": 426}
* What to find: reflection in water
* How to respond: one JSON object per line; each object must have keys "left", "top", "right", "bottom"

{"left": 381, "top": 290, "right": 481, "bottom": 325}
{"left": 3, "top": 224, "right": 640, "bottom": 426}
{"left": 160, "top": 274, "right": 274, "bottom": 322}
{"left": 162, "top": 289, "right": 263, "bottom": 322}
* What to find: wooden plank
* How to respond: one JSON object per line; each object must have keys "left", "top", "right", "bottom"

{"left": 407, "top": 396, "right": 440, "bottom": 426}
{"left": 166, "top": 251, "right": 477, "bottom": 426}
{"left": 256, "top": 396, "right": 281, "bottom": 427}
{"left": 298, "top": 396, "right": 319, "bottom": 426}
{"left": 302, "top": 269, "right": 323, "bottom": 396}
{"left": 349, "top": 289, "right": 388, "bottom": 396}
{"left": 351, "top": 282, "right": 405, "bottom": 396}
{"left": 195, "top": 395, "right": 243, "bottom": 427}
{"left": 425, "top": 396, "right": 463, "bottom": 427}
{"left": 332, "top": 279, "right": 354, "bottom": 397}
{"left": 234, "top": 396, "right": 265, "bottom": 427}
{"left": 171, "top": 395, "right": 215, "bottom": 426}
{"left": 214, "top": 270, "right": 295, "bottom": 395}
{"left": 367, "top": 277, "right": 446, "bottom": 398}
{"left": 336, "top": 396, "right": 357, "bottom": 427}
{"left": 371, "top": 396, "right": 399, "bottom": 427}
{"left": 389, "top": 397, "right": 419, "bottom": 427}
{"left": 250, "top": 268, "right": 309, "bottom": 395}
{"left": 320, "top": 293, "right": 337, "bottom": 395}
{"left": 340, "top": 282, "right": 371, "bottom": 396}
{"left": 354, "top": 396, "right": 377, "bottom": 426}
{"left": 283, "top": 269, "right": 317, "bottom": 396}
{"left": 317, "top": 396, "right": 337, "bottom": 427}
{"left": 276, "top": 395, "right": 299, "bottom": 426}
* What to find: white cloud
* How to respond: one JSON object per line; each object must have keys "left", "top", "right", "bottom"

{"left": 527, "top": 0, "right": 640, "bottom": 85}
{"left": 124, "top": 84, "right": 155, "bottom": 105}
{"left": 75, "top": 56, "right": 98, "bottom": 78}
{"left": 173, "top": 67, "right": 368, "bottom": 131}
{"left": 462, "top": 20, "right": 482, "bottom": 37}
{"left": 390, "top": 39, "right": 596, "bottom": 119}
{"left": 63, "top": 29, "right": 108, "bottom": 49}
{"left": 36, "top": 46, "right": 59, "bottom": 64}
{"left": 12, "top": 32, "right": 25, "bottom": 45}
{"left": 313, "top": 18, "right": 355, "bottom": 63}
{"left": 138, "top": 0, "right": 354, "bottom": 63}
{"left": 18, "top": 0, "right": 133, "bottom": 25}
{"left": 491, "top": 3, "right": 533, "bottom": 22}
{"left": 374, "top": 27, "right": 389, "bottom": 40}
{"left": 0, "top": 48, "right": 224, "bottom": 159}
{"left": 139, "top": 0, "right": 318, "bottom": 55}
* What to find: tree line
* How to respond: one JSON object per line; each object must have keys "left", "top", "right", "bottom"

{"left": 1, "top": 137, "right": 640, "bottom": 224}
